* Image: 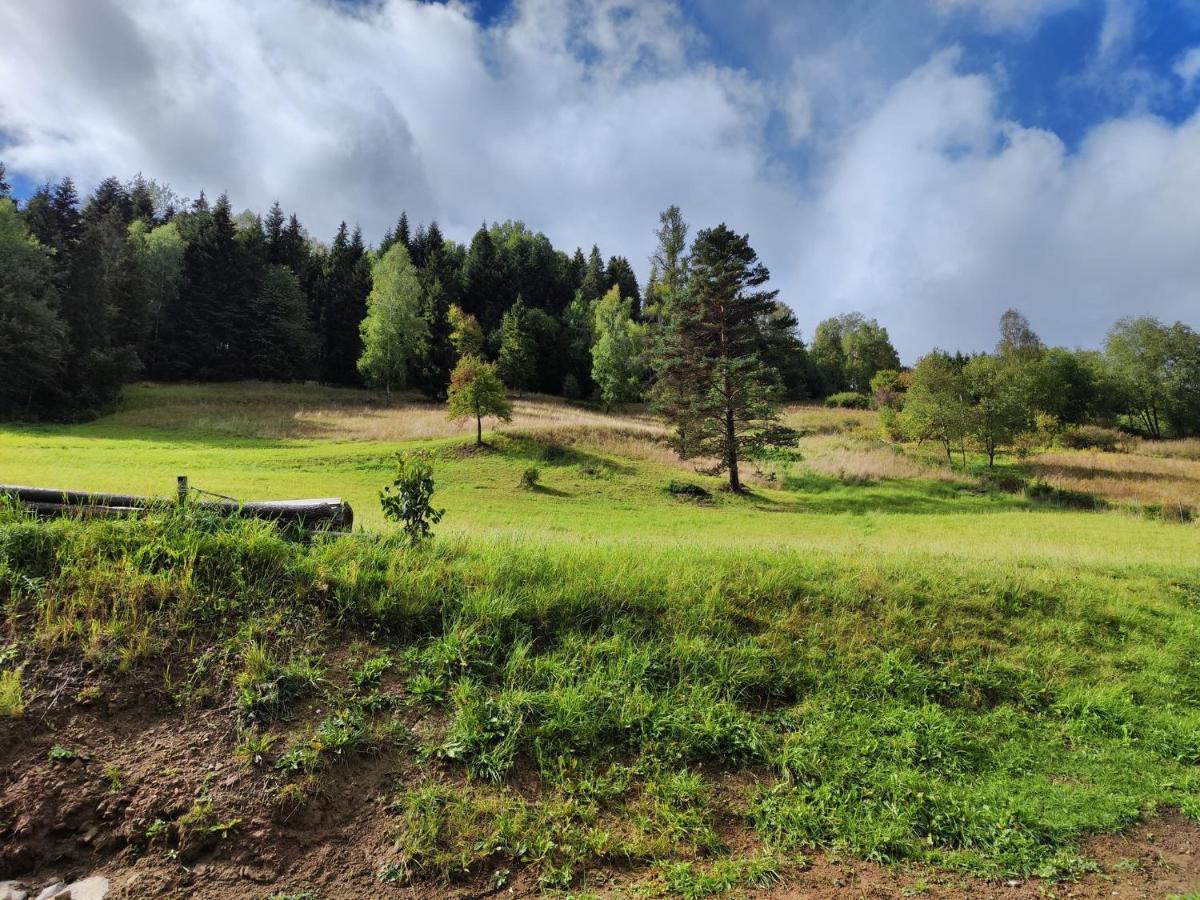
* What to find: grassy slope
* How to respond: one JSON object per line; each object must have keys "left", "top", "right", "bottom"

{"left": 1, "top": 382, "right": 1198, "bottom": 894}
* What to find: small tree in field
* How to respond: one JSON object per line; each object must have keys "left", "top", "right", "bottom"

{"left": 447, "top": 355, "right": 512, "bottom": 446}
{"left": 380, "top": 453, "right": 443, "bottom": 544}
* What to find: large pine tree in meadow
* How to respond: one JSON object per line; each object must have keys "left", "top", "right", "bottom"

{"left": 651, "top": 224, "right": 794, "bottom": 492}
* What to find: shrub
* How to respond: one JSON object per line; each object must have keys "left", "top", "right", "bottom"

{"left": 520, "top": 467, "right": 541, "bottom": 490}
{"left": 380, "top": 452, "right": 444, "bottom": 544}
{"left": 561, "top": 374, "right": 581, "bottom": 400}
{"left": 824, "top": 391, "right": 870, "bottom": 409}
{"left": 1057, "top": 425, "right": 1132, "bottom": 453}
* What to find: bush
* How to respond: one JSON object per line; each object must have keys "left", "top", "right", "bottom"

{"left": 1057, "top": 425, "right": 1133, "bottom": 453}
{"left": 520, "top": 467, "right": 541, "bottom": 490}
{"left": 561, "top": 374, "right": 581, "bottom": 400}
{"left": 380, "top": 452, "right": 444, "bottom": 544}
{"left": 824, "top": 391, "right": 870, "bottom": 409}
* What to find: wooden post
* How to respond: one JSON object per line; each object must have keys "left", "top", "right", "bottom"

{"left": 177, "top": 475, "right": 188, "bottom": 505}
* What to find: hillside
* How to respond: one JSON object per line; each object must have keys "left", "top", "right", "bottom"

{"left": 1, "top": 383, "right": 1199, "bottom": 898}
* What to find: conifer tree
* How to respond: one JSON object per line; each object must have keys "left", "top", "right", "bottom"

{"left": 461, "top": 224, "right": 503, "bottom": 328}
{"left": 605, "top": 255, "right": 641, "bottom": 316}
{"left": 251, "top": 265, "right": 316, "bottom": 380}
{"left": 497, "top": 295, "right": 535, "bottom": 395}
{"left": 0, "top": 161, "right": 10, "bottom": 198}
{"left": 580, "top": 245, "right": 606, "bottom": 302}
{"left": 651, "top": 224, "right": 794, "bottom": 492}
{"left": 0, "top": 198, "right": 67, "bottom": 417}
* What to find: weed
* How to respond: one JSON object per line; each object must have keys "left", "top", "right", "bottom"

{"left": 0, "top": 668, "right": 23, "bottom": 716}
{"left": 101, "top": 764, "right": 125, "bottom": 791}
{"left": 520, "top": 467, "right": 541, "bottom": 490}
{"left": 47, "top": 744, "right": 77, "bottom": 763}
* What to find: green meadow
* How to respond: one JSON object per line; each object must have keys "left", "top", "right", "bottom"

{"left": 2, "top": 382, "right": 1198, "bottom": 895}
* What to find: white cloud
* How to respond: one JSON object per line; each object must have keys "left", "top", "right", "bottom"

{"left": 1176, "top": 46, "right": 1200, "bottom": 88}
{"left": 792, "top": 49, "right": 1200, "bottom": 357}
{"left": 930, "top": 0, "right": 1082, "bottom": 31}
{"left": 1, "top": 0, "right": 1199, "bottom": 360}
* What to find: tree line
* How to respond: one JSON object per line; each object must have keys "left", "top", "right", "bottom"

{"left": 2, "top": 161, "right": 1197, "bottom": 489}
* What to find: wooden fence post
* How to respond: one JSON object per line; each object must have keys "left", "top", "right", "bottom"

{"left": 177, "top": 475, "right": 188, "bottom": 506}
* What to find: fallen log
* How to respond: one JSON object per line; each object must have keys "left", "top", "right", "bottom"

{"left": 0, "top": 484, "right": 354, "bottom": 532}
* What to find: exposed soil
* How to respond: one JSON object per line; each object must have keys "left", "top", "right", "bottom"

{"left": 2, "top": 668, "right": 1198, "bottom": 900}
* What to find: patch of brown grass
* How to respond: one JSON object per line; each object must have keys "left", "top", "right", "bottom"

{"left": 797, "top": 434, "right": 966, "bottom": 484}
{"left": 1030, "top": 448, "right": 1200, "bottom": 514}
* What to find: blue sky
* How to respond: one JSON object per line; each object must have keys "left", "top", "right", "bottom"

{"left": 3, "top": 0, "right": 1199, "bottom": 357}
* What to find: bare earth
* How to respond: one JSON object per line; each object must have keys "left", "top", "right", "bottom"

{"left": 2, "top": 671, "right": 1197, "bottom": 900}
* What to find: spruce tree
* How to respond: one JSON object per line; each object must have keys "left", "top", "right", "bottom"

{"left": 605, "top": 255, "right": 641, "bottom": 316}
{"left": 650, "top": 224, "right": 794, "bottom": 492}
{"left": 580, "top": 245, "right": 606, "bottom": 302}
{"left": 0, "top": 161, "right": 10, "bottom": 199}
{"left": 497, "top": 295, "right": 535, "bottom": 396}
{"left": 461, "top": 224, "right": 503, "bottom": 328}
{"left": 0, "top": 198, "right": 68, "bottom": 418}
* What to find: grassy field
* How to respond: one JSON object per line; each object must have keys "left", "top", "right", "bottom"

{"left": 1, "top": 382, "right": 1197, "bottom": 566}
{"left": 1, "top": 382, "right": 1199, "bottom": 896}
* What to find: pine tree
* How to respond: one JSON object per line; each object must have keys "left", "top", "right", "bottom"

{"left": 497, "top": 295, "right": 535, "bottom": 395}
{"left": 396, "top": 212, "right": 411, "bottom": 252}
{"left": 605, "top": 255, "right": 641, "bottom": 316}
{"left": 580, "top": 245, "right": 606, "bottom": 302}
{"left": 251, "top": 265, "right": 316, "bottom": 380}
{"left": 357, "top": 243, "right": 428, "bottom": 400}
{"left": 264, "top": 202, "right": 286, "bottom": 259}
{"left": 650, "top": 224, "right": 794, "bottom": 492}
{"left": 461, "top": 224, "right": 503, "bottom": 328}
{"left": 0, "top": 198, "right": 68, "bottom": 417}
{"left": 418, "top": 274, "right": 455, "bottom": 398}
{"left": 0, "top": 162, "right": 10, "bottom": 199}
{"left": 316, "top": 222, "right": 371, "bottom": 385}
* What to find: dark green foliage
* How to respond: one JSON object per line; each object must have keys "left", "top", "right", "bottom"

{"left": 497, "top": 296, "right": 535, "bottom": 394}
{"left": 579, "top": 245, "right": 607, "bottom": 303}
{"left": 0, "top": 199, "right": 67, "bottom": 418}
{"left": 824, "top": 391, "right": 870, "bottom": 409}
{"left": 651, "top": 224, "right": 796, "bottom": 492}
{"left": 380, "top": 453, "right": 444, "bottom": 544}
{"left": 605, "top": 254, "right": 641, "bottom": 316}
{"left": 249, "top": 265, "right": 317, "bottom": 380}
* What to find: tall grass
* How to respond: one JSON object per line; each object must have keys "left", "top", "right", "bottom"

{"left": 3, "top": 504, "right": 1198, "bottom": 885}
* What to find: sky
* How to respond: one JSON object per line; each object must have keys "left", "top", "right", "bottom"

{"left": 2, "top": 0, "right": 1199, "bottom": 360}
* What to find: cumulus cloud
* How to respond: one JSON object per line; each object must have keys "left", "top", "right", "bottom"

{"left": 792, "top": 49, "right": 1200, "bottom": 357}
{"left": 1, "top": 0, "right": 1199, "bottom": 359}
{"left": 1176, "top": 46, "right": 1200, "bottom": 88}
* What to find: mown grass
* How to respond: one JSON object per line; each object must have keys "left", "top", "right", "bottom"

{"left": 2, "top": 504, "right": 1198, "bottom": 888}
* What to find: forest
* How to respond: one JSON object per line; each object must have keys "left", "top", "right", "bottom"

{"left": 1, "top": 160, "right": 1199, "bottom": 488}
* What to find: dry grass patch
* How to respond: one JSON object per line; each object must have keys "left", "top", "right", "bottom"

{"left": 109, "top": 383, "right": 665, "bottom": 444}
{"left": 1030, "top": 448, "right": 1200, "bottom": 514}
{"left": 799, "top": 435, "right": 965, "bottom": 484}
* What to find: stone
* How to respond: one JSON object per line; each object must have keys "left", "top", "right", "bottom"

{"left": 61, "top": 878, "right": 108, "bottom": 900}
{"left": 32, "top": 883, "right": 64, "bottom": 900}
{"left": 0, "top": 879, "right": 30, "bottom": 900}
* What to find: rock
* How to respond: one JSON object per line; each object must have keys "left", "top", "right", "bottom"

{"left": 61, "top": 877, "right": 108, "bottom": 900}
{"left": 32, "top": 884, "right": 64, "bottom": 900}
{"left": 0, "top": 879, "right": 29, "bottom": 900}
